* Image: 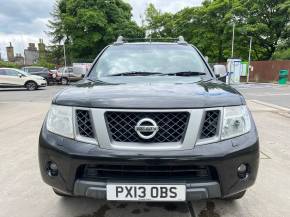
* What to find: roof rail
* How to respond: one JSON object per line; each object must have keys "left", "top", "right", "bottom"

{"left": 177, "top": 36, "right": 188, "bottom": 45}
{"left": 114, "top": 36, "right": 125, "bottom": 45}
{"left": 113, "top": 36, "right": 188, "bottom": 45}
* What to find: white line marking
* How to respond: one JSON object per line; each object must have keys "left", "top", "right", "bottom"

{"left": 249, "top": 100, "right": 290, "bottom": 112}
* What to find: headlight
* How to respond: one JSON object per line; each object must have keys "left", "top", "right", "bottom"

{"left": 46, "top": 105, "right": 74, "bottom": 138}
{"left": 221, "top": 106, "right": 251, "bottom": 140}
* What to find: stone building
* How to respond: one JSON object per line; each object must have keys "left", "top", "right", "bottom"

{"left": 6, "top": 42, "right": 14, "bottom": 62}
{"left": 14, "top": 53, "right": 25, "bottom": 66}
{"left": 24, "top": 43, "right": 39, "bottom": 65}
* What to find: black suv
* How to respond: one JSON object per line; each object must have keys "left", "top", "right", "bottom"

{"left": 39, "top": 37, "right": 259, "bottom": 201}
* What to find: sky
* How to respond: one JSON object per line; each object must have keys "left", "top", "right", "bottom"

{"left": 0, "top": 0, "right": 202, "bottom": 60}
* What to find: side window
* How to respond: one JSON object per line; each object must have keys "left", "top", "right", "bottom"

{"left": 29, "top": 68, "right": 41, "bottom": 72}
{"left": 68, "top": 68, "right": 73, "bottom": 73}
{"left": 5, "top": 69, "right": 19, "bottom": 76}
{"left": 0, "top": 69, "right": 7, "bottom": 75}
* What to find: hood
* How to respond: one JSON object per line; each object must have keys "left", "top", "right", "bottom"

{"left": 53, "top": 79, "right": 244, "bottom": 109}
{"left": 29, "top": 75, "right": 44, "bottom": 80}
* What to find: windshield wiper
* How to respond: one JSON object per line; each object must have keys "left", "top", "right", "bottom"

{"left": 111, "top": 71, "right": 163, "bottom": 76}
{"left": 86, "top": 77, "right": 95, "bottom": 82}
{"left": 161, "top": 71, "right": 207, "bottom": 77}
{"left": 85, "top": 78, "right": 109, "bottom": 84}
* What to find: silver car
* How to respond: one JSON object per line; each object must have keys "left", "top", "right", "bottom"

{"left": 58, "top": 67, "right": 83, "bottom": 85}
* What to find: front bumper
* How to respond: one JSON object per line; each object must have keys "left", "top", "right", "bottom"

{"left": 37, "top": 81, "right": 47, "bottom": 87}
{"left": 74, "top": 180, "right": 221, "bottom": 200}
{"left": 39, "top": 124, "right": 259, "bottom": 200}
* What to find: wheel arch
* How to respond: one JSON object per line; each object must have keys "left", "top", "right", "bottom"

{"left": 24, "top": 80, "right": 38, "bottom": 87}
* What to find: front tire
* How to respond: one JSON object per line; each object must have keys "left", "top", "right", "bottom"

{"left": 25, "top": 81, "right": 37, "bottom": 91}
{"left": 61, "top": 77, "right": 69, "bottom": 85}
{"left": 224, "top": 190, "right": 246, "bottom": 200}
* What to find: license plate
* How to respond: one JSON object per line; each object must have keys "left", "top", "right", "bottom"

{"left": 107, "top": 184, "right": 186, "bottom": 201}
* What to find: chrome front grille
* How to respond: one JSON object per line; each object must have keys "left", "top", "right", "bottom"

{"left": 105, "top": 112, "right": 190, "bottom": 143}
{"left": 74, "top": 108, "right": 221, "bottom": 148}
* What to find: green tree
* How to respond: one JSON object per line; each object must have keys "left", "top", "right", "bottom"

{"left": 144, "top": 0, "right": 290, "bottom": 62}
{"left": 145, "top": 0, "right": 236, "bottom": 62}
{"left": 177, "top": 0, "right": 235, "bottom": 62}
{"left": 0, "top": 61, "right": 20, "bottom": 69}
{"left": 48, "top": 0, "right": 145, "bottom": 61}
{"left": 145, "top": 3, "right": 176, "bottom": 38}
{"left": 46, "top": 45, "right": 65, "bottom": 66}
{"left": 273, "top": 48, "right": 290, "bottom": 59}
{"left": 233, "top": 0, "right": 290, "bottom": 60}
{"left": 34, "top": 59, "right": 55, "bottom": 70}
{"left": 273, "top": 37, "right": 290, "bottom": 60}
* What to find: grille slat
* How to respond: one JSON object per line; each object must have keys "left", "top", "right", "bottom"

{"left": 81, "top": 164, "right": 213, "bottom": 180}
{"left": 76, "top": 110, "right": 94, "bottom": 138}
{"left": 105, "top": 112, "right": 189, "bottom": 143}
{"left": 200, "top": 110, "right": 220, "bottom": 139}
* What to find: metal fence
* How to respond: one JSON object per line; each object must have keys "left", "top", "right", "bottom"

{"left": 249, "top": 60, "right": 290, "bottom": 83}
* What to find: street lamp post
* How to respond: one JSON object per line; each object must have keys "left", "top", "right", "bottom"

{"left": 247, "top": 36, "right": 252, "bottom": 83}
{"left": 63, "top": 43, "right": 67, "bottom": 68}
{"left": 231, "top": 22, "right": 235, "bottom": 57}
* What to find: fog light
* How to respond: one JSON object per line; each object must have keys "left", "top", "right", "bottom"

{"left": 47, "top": 161, "right": 58, "bottom": 177}
{"left": 237, "top": 164, "right": 248, "bottom": 179}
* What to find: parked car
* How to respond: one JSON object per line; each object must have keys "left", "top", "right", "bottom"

{"left": 57, "top": 67, "right": 83, "bottom": 85}
{"left": 73, "top": 63, "right": 92, "bottom": 77}
{"left": 39, "top": 36, "right": 259, "bottom": 201}
{"left": 0, "top": 68, "right": 47, "bottom": 90}
{"left": 22, "top": 66, "right": 60, "bottom": 85}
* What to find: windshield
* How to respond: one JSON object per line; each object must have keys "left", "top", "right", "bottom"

{"left": 88, "top": 44, "right": 211, "bottom": 80}
{"left": 58, "top": 67, "right": 65, "bottom": 73}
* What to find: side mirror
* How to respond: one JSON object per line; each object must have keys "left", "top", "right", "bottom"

{"left": 18, "top": 73, "right": 23, "bottom": 78}
{"left": 213, "top": 65, "right": 227, "bottom": 80}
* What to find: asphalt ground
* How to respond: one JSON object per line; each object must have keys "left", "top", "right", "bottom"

{"left": 236, "top": 83, "right": 290, "bottom": 109}
{"left": 0, "top": 83, "right": 290, "bottom": 217}
{"left": 0, "top": 86, "right": 63, "bottom": 102}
